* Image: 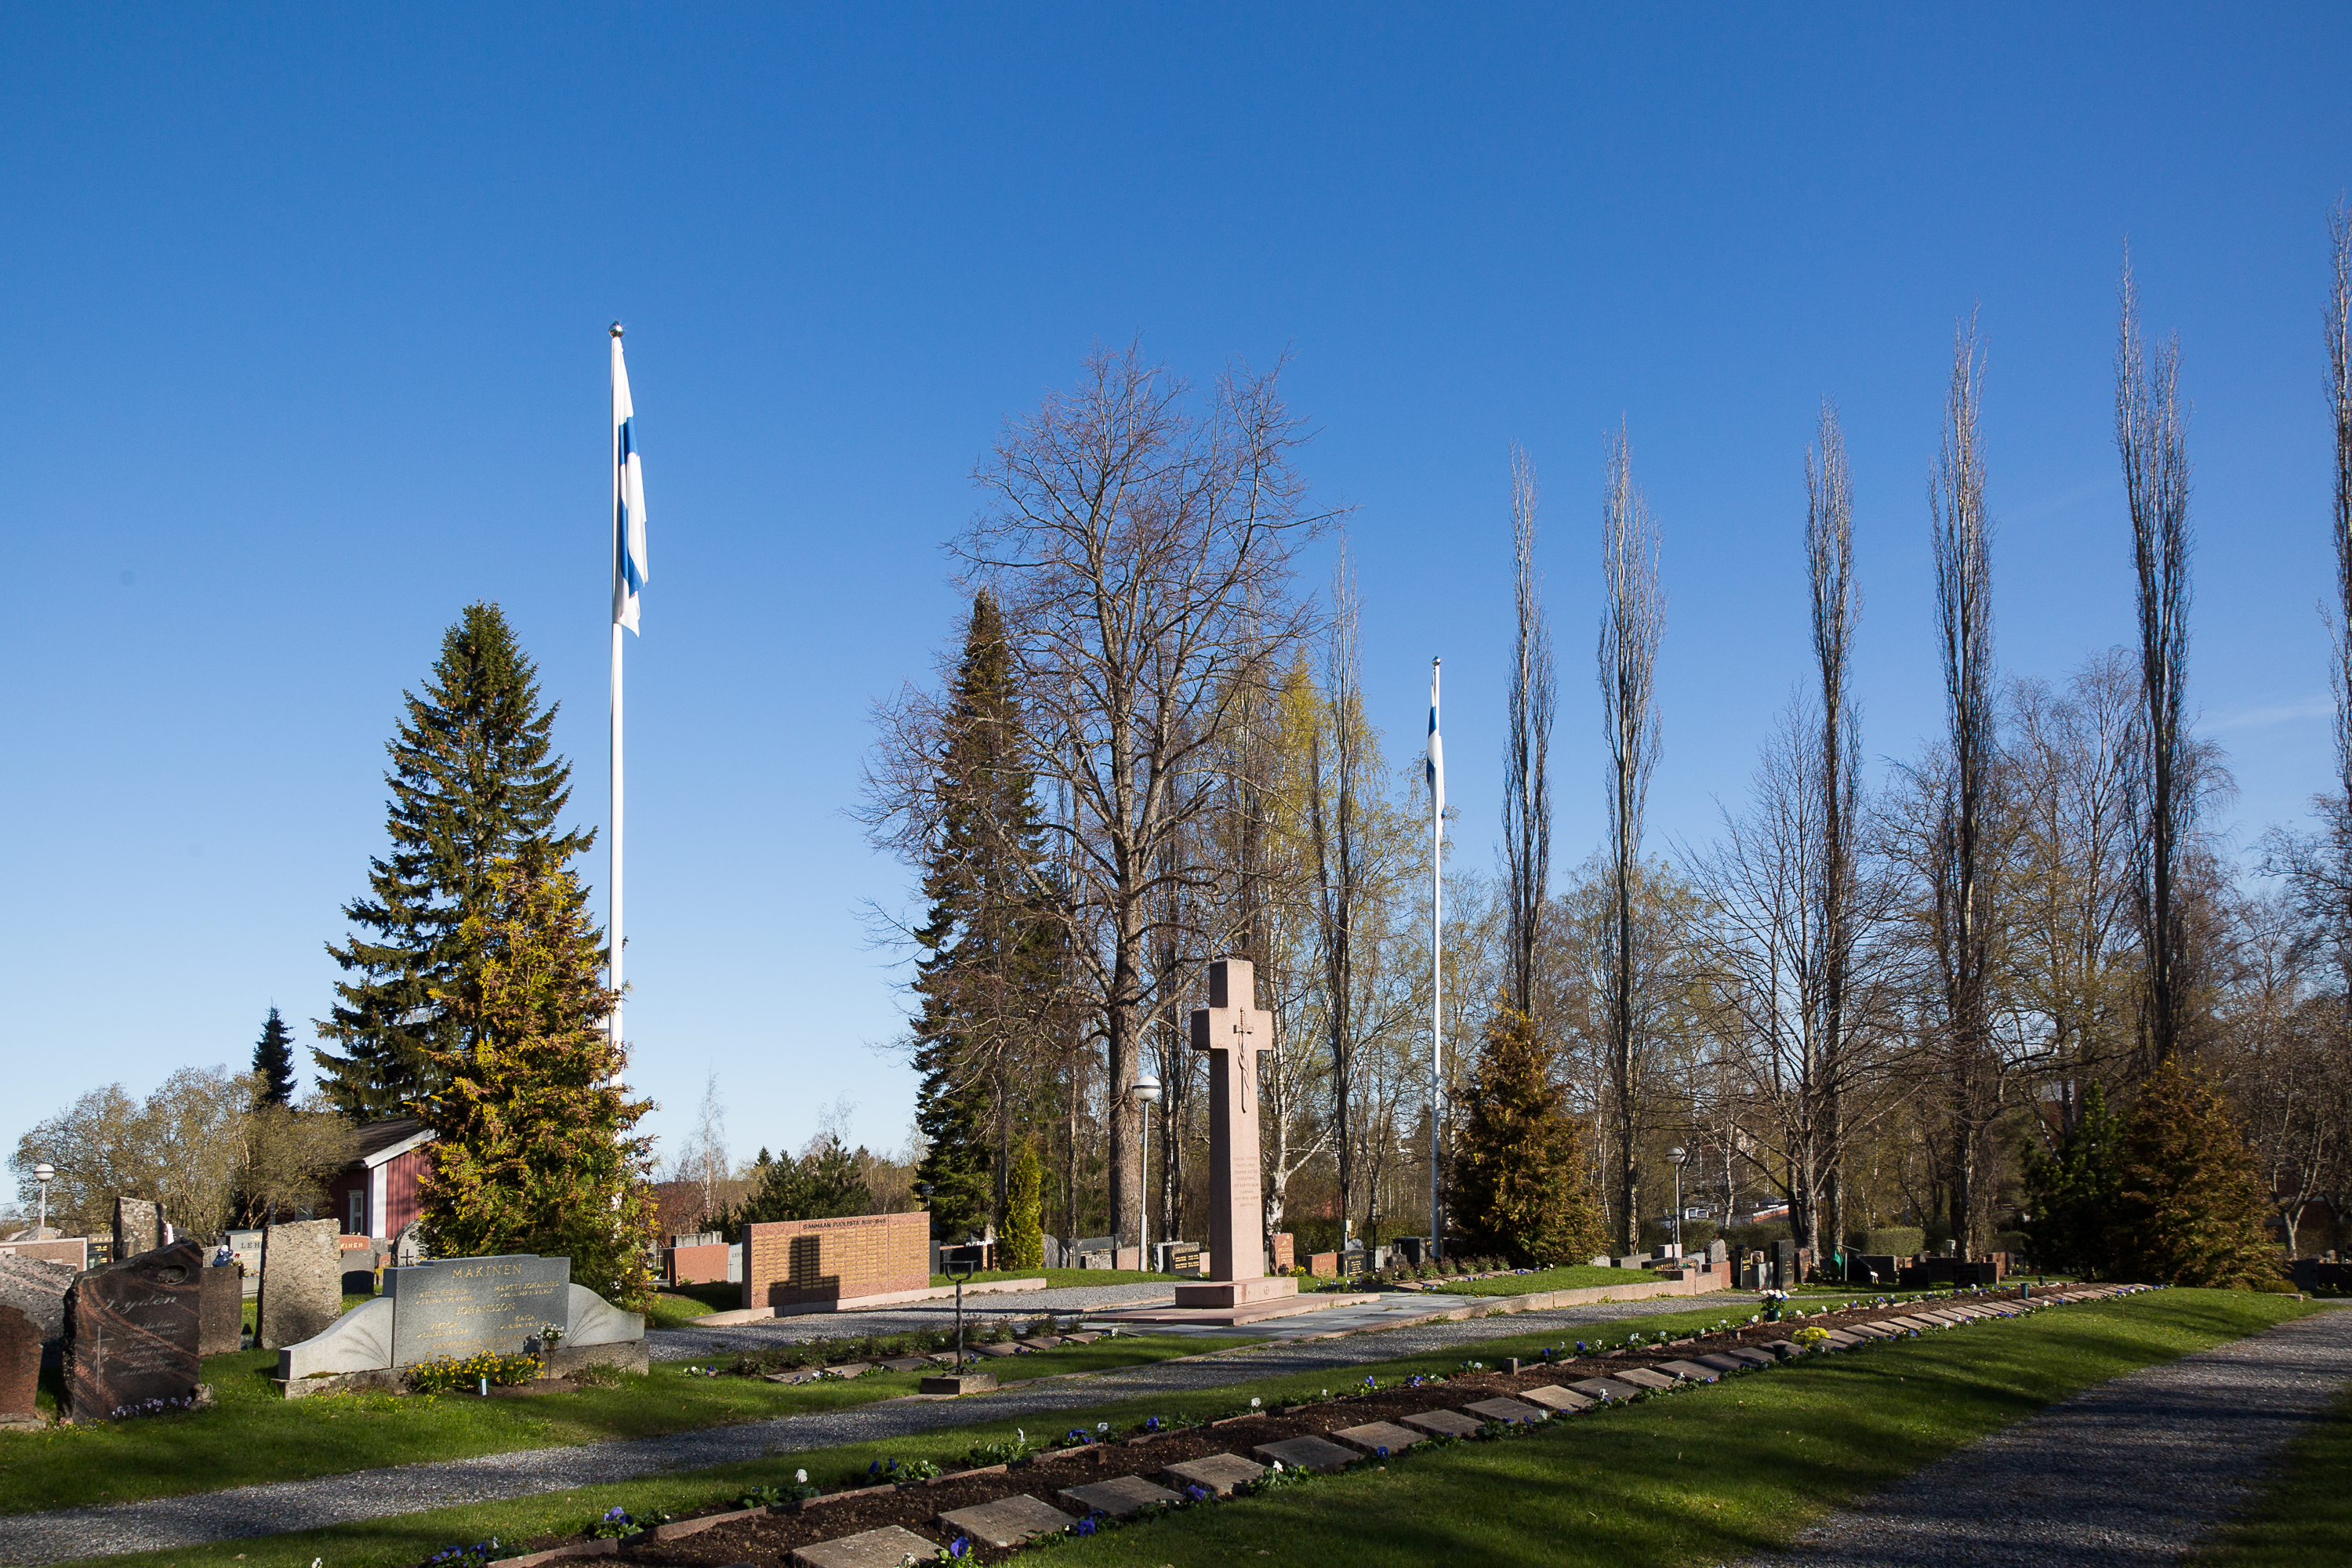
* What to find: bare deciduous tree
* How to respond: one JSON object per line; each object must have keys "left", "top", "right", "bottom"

{"left": 1504, "top": 446, "right": 1555, "bottom": 1020}
{"left": 1600, "top": 426, "right": 1664, "bottom": 1250}
{"left": 1929, "top": 314, "right": 2002, "bottom": 1256}
{"left": 954, "top": 343, "right": 1334, "bottom": 1243}
{"left": 2116, "top": 251, "right": 2197, "bottom": 1066}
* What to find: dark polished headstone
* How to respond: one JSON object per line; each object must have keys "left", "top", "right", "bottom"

{"left": 0, "top": 1303, "right": 41, "bottom": 1425}
{"left": 198, "top": 1264, "right": 243, "bottom": 1357}
{"left": 385, "top": 1254, "right": 569, "bottom": 1367}
{"left": 65, "top": 1240, "right": 203, "bottom": 1421}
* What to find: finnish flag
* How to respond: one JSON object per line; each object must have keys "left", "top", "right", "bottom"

{"left": 612, "top": 328, "right": 650, "bottom": 633}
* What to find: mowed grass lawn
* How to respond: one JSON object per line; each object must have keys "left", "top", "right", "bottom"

{"left": 0, "top": 1331, "right": 1226, "bottom": 1515}
{"left": 2190, "top": 1370, "right": 2352, "bottom": 1568}
{"left": 1430, "top": 1264, "right": 1666, "bottom": 1294}
{"left": 60, "top": 1290, "right": 2321, "bottom": 1568}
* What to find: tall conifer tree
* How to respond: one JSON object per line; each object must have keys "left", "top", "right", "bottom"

{"left": 252, "top": 1007, "right": 299, "bottom": 1106}
{"left": 316, "top": 603, "right": 593, "bottom": 1117}
{"left": 908, "top": 593, "right": 1058, "bottom": 1238}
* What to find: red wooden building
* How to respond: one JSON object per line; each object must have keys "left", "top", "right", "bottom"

{"left": 322, "top": 1116, "right": 435, "bottom": 1240}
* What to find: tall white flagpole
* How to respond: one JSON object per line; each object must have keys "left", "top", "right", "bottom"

{"left": 1427, "top": 658, "right": 1444, "bottom": 1258}
{"left": 610, "top": 324, "right": 626, "bottom": 1085}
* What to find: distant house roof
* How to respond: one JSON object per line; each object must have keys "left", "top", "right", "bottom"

{"left": 345, "top": 1116, "right": 434, "bottom": 1171}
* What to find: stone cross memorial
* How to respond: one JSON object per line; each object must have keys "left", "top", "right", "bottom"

{"left": 65, "top": 1240, "right": 204, "bottom": 1421}
{"left": 1174, "top": 958, "right": 1298, "bottom": 1311}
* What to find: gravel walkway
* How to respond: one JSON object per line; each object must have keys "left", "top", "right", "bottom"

{"left": 1733, "top": 1304, "right": 2352, "bottom": 1568}
{"left": 0, "top": 1293, "right": 1713, "bottom": 1563}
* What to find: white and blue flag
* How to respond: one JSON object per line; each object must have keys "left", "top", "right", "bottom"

{"left": 612, "top": 327, "right": 650, "bottom": 633}
{"left": 1425, "top": 659, "right": 1444, "bottom": 816}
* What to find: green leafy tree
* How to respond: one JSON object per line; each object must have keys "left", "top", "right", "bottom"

{"left": 2023, "top": 1083, "right": 2124, "bottom": 1277}
{"left": 2112, "top": 1058, "right": 2280, "bottom": 1287}
{"left": 252, "top": 1007, "right": 298, "bottom": 1106}
{"left": 904, "top": 593, "right": 1060, "bottom": 1238}
{"left": 317, "top": 603, "right": 594, "bottom": 1118}
{"left": 416, "top": 855, "right": 655, "bottom": 1307}
{"left": 1002, "top": 1136, "right": 1044, "bottom": 1270}
{"left": 735, "top": 1134, "right": 873, "bottom": 1227}
{"left": 1452, "top": 1010, "right": 1607, "bottom": 1265}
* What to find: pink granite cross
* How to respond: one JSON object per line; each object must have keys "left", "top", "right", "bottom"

{"left": 1185, "top": 957, "right": 1283, "bottom": 1298}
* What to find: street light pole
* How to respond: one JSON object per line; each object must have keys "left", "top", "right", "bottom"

{"left": 1134, "top": 1074, "right": 1161, "bottom": 1265}
{"left": 32, "top": 1163, "right": 54, "bottom": 1238}
{"left": 1668, "top": 1147, "right": 1686, "bottom": 1257}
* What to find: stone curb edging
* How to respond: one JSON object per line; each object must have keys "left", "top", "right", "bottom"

{"left": 479, "top": 1283, "right": 2148, "bottom": 1568}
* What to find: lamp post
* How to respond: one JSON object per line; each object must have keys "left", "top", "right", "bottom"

{"left": 1133, "top": 1073, "right": 1161, "bottom": 1264}
{"left": 1668, "top": 1147, "right": 1689, "bottom": 1257}
{"left": 32, "top": 1163, "right": 54, "bottom": 1238}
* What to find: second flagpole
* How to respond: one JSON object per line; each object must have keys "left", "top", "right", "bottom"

{"left": 609, "top": 323, "right": 626, "bottom": 1085}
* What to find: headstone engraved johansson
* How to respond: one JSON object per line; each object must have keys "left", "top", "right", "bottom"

{"left": 386, "top": 1254, "right": 568, "bottom": 1367}
{"left": 65, "top": 1240, "right": 204, "bottom": 1421}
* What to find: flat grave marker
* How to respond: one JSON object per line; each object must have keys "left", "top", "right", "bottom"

{"left": 1569, "top": 1376, "right": 1644, "bottom": 1400}
{"left": 1400, "top": 1408, "right": 1486, "bottom": 1438}
{"left": 1694, "top": 1353, "right": 1748, "bottom": 1373}
{"left": 1162, "top": 1453, "right": 1268, "bottom": 1494}
{"left": 789, "top": 1524, "right": 942, "bottom": 1568}
{"left": 1517, "top": 1385, "right": 1595, "bottom": 1413}
{"left": 1655, "top": 1359, "right": 1720, "bottom": 1381}
{"left": 1251, "top": 1434, "right": 1359, "bottom": 1474}
{"left": 1057, "top": 1475, "right": 1182, "bottom": 1517}
{"left": 1615, "top": 1367, "right": 1678, "bottom": 1390}
{"left": 1330, "top": 1420, "right": 1424, "bottom": 1455}
{"left": 1463, "top": 1396, "right": 1547, "bottom": 1425}
{"left": 935, "top": 1494, "right": 1073, "bottom": 1548}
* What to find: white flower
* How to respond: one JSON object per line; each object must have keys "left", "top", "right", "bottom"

{"left": 795, "top": 1469, "right": 808, "bottom": 1484}
{"left": 1271, "top": 1460, "right": 1284, "bottom": 1471}
{"left": 1250, "top": 1396, "right": 1261, "bottom": 1407}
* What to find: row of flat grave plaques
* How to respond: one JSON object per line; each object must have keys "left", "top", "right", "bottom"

{"left": 782, "top": 1288, "right": 2136, "bottom": 1568}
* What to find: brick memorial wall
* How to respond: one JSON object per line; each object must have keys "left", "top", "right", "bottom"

{"left": 742, "top": 1212, "right": 930, "bottom": 1310}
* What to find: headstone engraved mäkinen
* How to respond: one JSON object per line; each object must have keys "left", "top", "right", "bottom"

{"left": 386, "top": 1254, "right": 568, "bottom": 1367}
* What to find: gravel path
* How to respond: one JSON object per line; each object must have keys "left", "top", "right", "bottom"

{"left": 0, "top": 1293, "right": 1714, "bottom": 1563}
{"left": 1733, "top": 1304, "right": 2352, "bottom": 1568}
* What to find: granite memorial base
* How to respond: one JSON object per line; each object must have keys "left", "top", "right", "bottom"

{"left": 276, "top": 1254, "right": 646, "bottom": 1398}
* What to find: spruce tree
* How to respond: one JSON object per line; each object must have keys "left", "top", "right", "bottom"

{"left": 736, "top": 1135, "right": 873, "bottom": 1226}
{"left": 1452, "top": 1010, "right": 1607, "bottom": 1265}
{"left": 2112, "top": 1058, "right": 2279, "bottom": 1287}
{"left": 252, "top": 1007, "right": 299, "bottom": 1106}
{"left": 2023, "top": 1083, "right": 2124, "bottom": 1277}
{"left": 418, "top": 854, "right": 655, "bottom": 1306}
{"left": 908, "top": 593, "right": 1057, "bottom": 1237}
{"left": 316, "top": 603, "right": 593, "bottom": 1117}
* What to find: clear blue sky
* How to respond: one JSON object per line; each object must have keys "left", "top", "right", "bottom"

{"left": 5, "top": 6, "right": 2348, "bottom": 1181}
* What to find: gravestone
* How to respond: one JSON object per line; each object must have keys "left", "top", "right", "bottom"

{"left": 385, "top": 1253, "right": 569, "bottom": 1365}
{"left": 0, "top": 1254, "right": 74, "bottom": 1344}
{"left": 112, "top": 1197, "right": 165, "bottom": 1261}
{"left": 0, "top": 1303, "right": 40, "bottom": 1427}
{"left": 1708, "top": 1239, "right": 1730, "bottom": 1265}
{"left": 1071, "top": 1234, "right": 1119, "bottom": 1269}
{"left": 223, "top": 1229, "right": 264, "bottom": 1298}
{"left": 198, "top": 1263, "right": 243, "bottom": 1356}
{"left": 394, "top": 1221, "right": 429, "bottom": 1267}
{"left": 258, "top": 1219, "right": 343, "bottom": 1350}
{"left": 1772, "top": 1238, "right": 1798, "bottom": 1290}
{"left": 1040, "top": 1234, "right": 1065, "bottom": 1269}
{"left": 1270, "top": 1232, "right": 1297, "bottom": 1272}
{"left": 64, "top": 1240, "right": 203, "bottom": 1421}
{"left": 1174, "top": 958, "right": 1296, "bottom": 1310}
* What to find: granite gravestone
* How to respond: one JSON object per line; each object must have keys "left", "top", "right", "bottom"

{"left": 223, "top": 1229, "right": 264, "bottom": 1298}
{"left": 258, "top": 1219, "right": 344, "bottom": 1351}
{"left": 385, "top": 1254, "right": 568, "bottom": 1367}
{"left": 112, "top": 1197, "right": 165, "bottom": 1261}
{"left": 1708, "top": 1239, "right": 1730, "bottom": 1265}
{"left": 198, "top": 1264, "right": 243, "bottom": 1356}
{"left": 0, "top": 1303, "right": 40, "bottom": 1427}
{"left": 65, "top": 1240, "right": 203, "bottom": 1421}
{"left": 0, "top": 1254, "right": 74, "bottom": 1344}
{"left": 1773, "top": 1238, "right": 1798, "bottom": 1290}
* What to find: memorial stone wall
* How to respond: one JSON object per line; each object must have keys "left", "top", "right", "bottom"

{"left": 742, "top": 1212, "right": 929, "bottom": 1308}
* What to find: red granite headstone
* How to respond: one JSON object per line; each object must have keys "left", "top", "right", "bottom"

{"left": 65, "top": 1240, "right": 203, "bottom": 1421}
{"left": 198, "top": 1263, "right": 243, "bottom": 1357}
{"left": 0, "top": 1303, "right": 40, "bottom": 1425}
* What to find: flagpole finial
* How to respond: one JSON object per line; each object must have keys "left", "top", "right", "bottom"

{"left": 610, "top": 321, "right": 625, "bottom": 339}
